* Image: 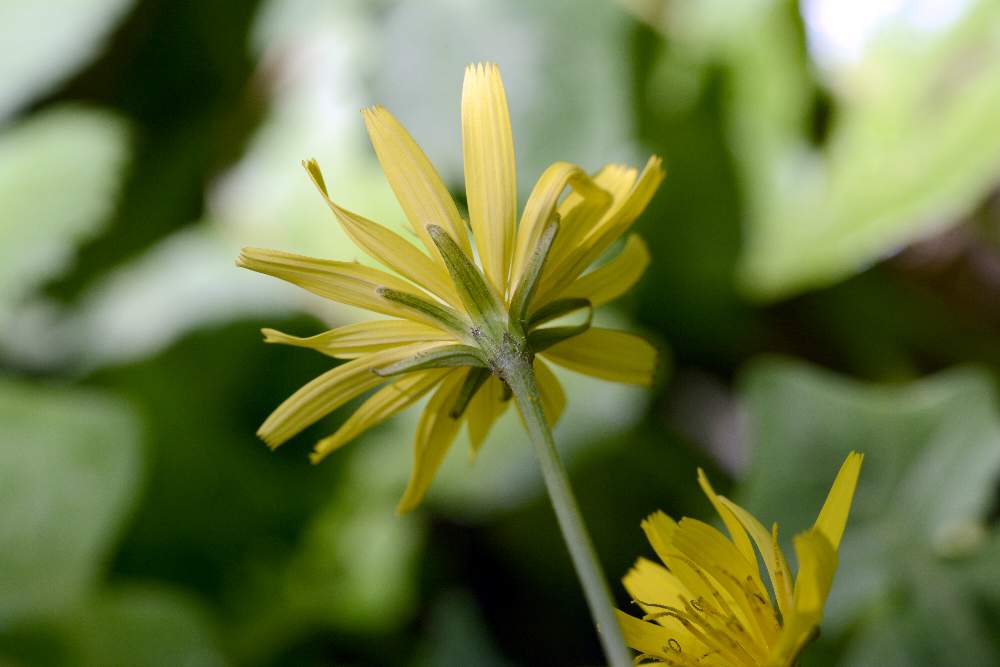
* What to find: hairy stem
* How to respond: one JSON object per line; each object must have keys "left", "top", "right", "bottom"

{"left": 501, "top": 348, "right": 632, "bottom": 667}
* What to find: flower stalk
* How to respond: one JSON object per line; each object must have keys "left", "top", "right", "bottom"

{"left": 239, "top": 63, "right": 665, "bottom": 664}
{"left": 426, "top": 211, "right": 633, "bottom": 665}
{"left": 499, "top": 340, "right": 633, "bottom": 667}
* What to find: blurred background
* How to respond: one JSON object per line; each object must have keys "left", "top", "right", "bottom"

{"left": 2, "top": 0, "right": 1000, "bottom": 665}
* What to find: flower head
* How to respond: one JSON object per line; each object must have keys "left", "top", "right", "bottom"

{"left": 237, "top": 63, "right": 664, "bottom": 512}
{"left": 617, "top": 452, "right": 864, "bottom": 666}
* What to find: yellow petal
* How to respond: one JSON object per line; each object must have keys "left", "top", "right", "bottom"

{"left": 238, "top": 247, "right": 466, "bottom": 332}
{"left": 239, "top": 247, "right": 423, "bottom": 318}
{"left": 773, "top": 523, "right": 794, "bottom": 607}
{"left": 466, "top": 375, "right": 509, "bottom": 457}
{"left": 717, "top": 497, "right": 794, "bottom": 617}
{"left": 585, "top": 156, "right": 664, "bottom": 248}
{"left": 558, "top": 234, "right": 650, "bottom": 307}
{"left": 258, "top": 342, "right": 451, "bottom": 449}
{"left": 639, "top": 509, "right": 752, "bottom": 643}
{"left": 767, "top": 613, "right": 820, "bottom": 667}
{"left": 551, "top": 163, "right": 636, "bottom": 266}
{"left": 361, "top": 106, "right": 472, "bottom": 259}
{"left": 509, "top": 161, "right": 610, "bottom": 291}
{"left": 768, "top": 531, "right": 837, "bottom": 666}
{"left": 792, "top": 530, "right": 838, "bottom": 615}
{"left": 670, "top": 518, "right": 760, "bottom": 591}
{"left": 541, "top": 328, "right": 657, "bottom": 386}
{"left": 261, "top": 320, "right": 454, "bottom": 359}
{"left": 617, "top": 610, "right": 710, "bottom": 666}
{"left": 534, "top": 358, "right": 565, "bottom": 426}
{"left": 623, "top": 557, "right": 688, "bottom": 610}
{"left": 696, "top": 468, "right": 760, "bottom": 581}
{"left": 640, "top": 510, "right": 678, "bottom": 566}
{"left": 303, "top": 159, "right": 461, "bottom": 308}
{"left": 638, "top": 525, "right": 762, "bottom": 660}
{"left": 397, "top": 370, "right": 467, "bottom": 513}
{"left": 667, "top": 517, "right": 773, "bottom": 651}
{"left": 462, "top": 62, "right": 516, "bottom": 292}
{"left": 623, "top": 561, "right": 713, "bottom": 664}
{"left": 615, "top": 610, "right": 674, "bottom": 661}
{"left": 559, "top": 163, "right": 637, "bottom": 217}
{"left": 311, "top": 369, "right": 450, "bottom": 463}
{"left": 813, "top": 451, "right": 864, "bottom": 550}
{"left": 624, "top": 558, "right": 691, "bottom": 619}
{"left": 540, "top": 156, "right": 664, "bottom": 302}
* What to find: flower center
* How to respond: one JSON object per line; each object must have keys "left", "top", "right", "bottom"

{"left": 636, "top": 561, "right": 782, "bottom": 666}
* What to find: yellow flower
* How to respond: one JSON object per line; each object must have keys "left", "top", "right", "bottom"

{"left": 617, "top": 452, "right": 864, "bottom": 666}
{"left": 237, "top": 63, "right": 664, "bottom": 513}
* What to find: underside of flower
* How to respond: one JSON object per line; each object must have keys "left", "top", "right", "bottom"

{"left": 237, "top": 62, "right": 664, "bottom": 512}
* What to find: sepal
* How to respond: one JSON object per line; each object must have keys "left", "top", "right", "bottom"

{"left": 372, "top": 344, "right": 487, "bottom": 377}
{"left": 427, "top": 224, "right": 505, "bottom": 336}
{"left": 377, "top": 287, "right": 469, "bottom": 336}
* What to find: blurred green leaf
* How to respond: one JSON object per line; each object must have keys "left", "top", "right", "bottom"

{"left": 411, "top": 590, "right": 512, "bottom": 667}
{"left": 56, "top": 585, "right": 226, "bottom": 667}
{"left": 227, "top": 482, "right": 424, "bottom": 662}
{"left": 0, "top": 0, "right": 133, "bottom": 120}
{"left": 958, "top": 531, "right": 1000, "bottom": 608}
{"left": 635, "top": 0, "right": 1000, "bottom": 300}
{"left": 222, "top": 339, "right": 653, "bottom": 659}
{"left": 209, "top": 315, "right": 657, "bottom": 662}
{"left": 283, "top": 492, "right": 423, "bottom": 630}
{"left": 0, "top": 379, "right": 142, "bottom": 622}
{"left": 373, "top": 0, "right": 635, "bottom": 191}
{"left": 41, "top": 0, "right": 265, "bottom": 307}
{"left": 738, "top": 358, "right": 1000, "bottom": 665}
{"left": 91, "top": 317, "right": 350, "bottom": 595}
{"left": 732, "top": 0, "right": 1000, "bottom": 298}
{"left": 838, "top": 558, "right": 996, "bottom": 667}
{"left": 0, "top": 107, "right": 128, "bottom": 320}
{"left": 91, "top": 316, "right": 426, "bottom": 664}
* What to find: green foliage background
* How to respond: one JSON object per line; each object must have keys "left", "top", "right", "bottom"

{"left": 2, "top": 1, "right": 999, "bottom": 665}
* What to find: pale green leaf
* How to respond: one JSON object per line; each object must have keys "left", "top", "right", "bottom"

{"left": 737, "top": 358, "right": 1000, "bottom": 664}
{"left": 0, "top": 380, "right": 142, "bottom": 622}
{"left": 0, "top": 0, "right": 134, "bottom": 119}
{"left": 0, "top": 107, "right": 129, "bottom": 315}
{"left": 56, "top": 586, "right": 226, "bottom": 667}
{"left": 733, "top": 0, "right": 1000, "bottom": 298}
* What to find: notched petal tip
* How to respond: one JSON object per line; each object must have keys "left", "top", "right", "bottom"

{"left": 302, "top": 157, "right": 328, "bottom": 195}
{"left": 235, "top": 247, "right": 268, "bottom": 270}
{"left": 256, "top": 427, "right": 282, "bottom": 450}
{"left": 461, "top": 59, "right": 515, "bottom": 292}
{"left": 464, "top": 61, "right": 499, "bottom": 77}
{"left": 646, "top": 154, "right": 665, "bottom": 175}
{"left": 641, "top": 509, "right": 670, "bottom": 529}
{"left": 360, "top": 105, "right": 395, "bottom": 133}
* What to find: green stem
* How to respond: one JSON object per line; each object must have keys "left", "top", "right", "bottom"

{"left": 501, "top": 349, "right": 633, "bottom": 667}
